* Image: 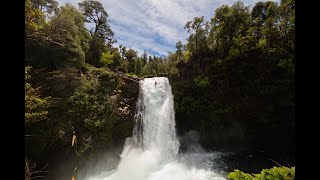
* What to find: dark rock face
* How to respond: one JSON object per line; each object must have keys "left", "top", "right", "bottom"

{"left": 116, "top": 78, "right": 140, "bottom": 121}
{"left": 111, "top": 76, "right": 140, "bottom": 146}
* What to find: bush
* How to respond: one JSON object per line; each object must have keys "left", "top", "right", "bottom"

{"left": 194, "top": 75, "right": 209, "bottom": 88}
{"left": 227, "top": 166, "right": 295, "bottom": 180}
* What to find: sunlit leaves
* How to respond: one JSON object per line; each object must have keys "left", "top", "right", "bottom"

{"left": 25, "top": 0, "right": 45, "bottom": 34}
{"left": 228, "top": 169, "right": 254, "bottom": 180}
{"left": 25, "top": 66, "right": 52, "bottom": 124}
{"left": 100, "top": 51, "right": 114, "bottom": 66}
{"left": 227, "top": 166, "right": 295, "bottom": 180}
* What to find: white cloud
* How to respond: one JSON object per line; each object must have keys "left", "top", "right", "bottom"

{"left": 56, "top": 0, "right": 279, "bottom": 57}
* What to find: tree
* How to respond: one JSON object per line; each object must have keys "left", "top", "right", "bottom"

{"left": 279, "top": 0, "right": 295, "bottom": 52}
{"left": 78, "top": 0, "right": 114, "bottom": 45}
{"left": 134, "top": 58, "right": 143, "bottom": 76}
{"left": 26, "top": 3, "right": 91, "bottom": 70}
{"left": 25, "top": 0, "right": 45, "bottom": 39}
{"left": 50, "top": 4, "right": 90, "bottom": 67}
{"left": 176, "top": 41, "right": 184, "bottom": 61}
{"left": 142, "top": 50, "right": 148, "bottom": 66}
{"left": 184, "top": 16, "right": 210, "bottom": 74}
{"left": 184, "top": 16, "right": 209, "bottom": 57}
{"left": 30, "top": 0, "right": 58, "bottom": 15}
{"left": 171, "top": 0, "right": 294, "bottom": 150}
{"left": 78, "top": 0, "right": 115, "bottom": 67}
{"left": 25, "top": 0, "right": 61, "bottom": 48}
{"left": 109, "top": 48, "right": 122, "bottom": 71}
{"left": 25, "top": 0, "right": 75, "bottom": 48}
{"left": 66, "top": 71, "right": 119, "bottom": 155}
{"left": 125, "top": 49, "right": 138, "bottom": 61}
{"left": 209, "top": 2, "right": 251, "bottom": 57}
{"left": 125, "top": 49, "right": 138, "bottom": 73}
{"left": 119, "top": 45, "right": 127, "bottom": 59}
{"left": 100, "top": 51, "right": 114, "bottom": 67}
{"left": 121, "top": 60, "right": 129, "bottom": 73}
{"left": 260, "top": 2, "right": 280, "bottom": 48}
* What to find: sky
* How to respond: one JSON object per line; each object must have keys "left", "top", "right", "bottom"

{"left": 56, "top": 0, "right": 278, "bottom": 57}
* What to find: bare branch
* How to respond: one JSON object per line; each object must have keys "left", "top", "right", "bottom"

{"left": 266, "top": 157, "right": 282, "bottom": 166}
{"left": 31, "top": 176, "right": 46, "bottom": 179}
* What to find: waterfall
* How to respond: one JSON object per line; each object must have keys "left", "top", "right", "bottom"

{"left": 133, "top": 77, "right": 179, "bottom": 159}
{"left": 88, "top": 77, "right": 226, "bottom": 180}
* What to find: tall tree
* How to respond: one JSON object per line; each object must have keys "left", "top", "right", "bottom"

{"left": 125, "top": 49, "right": 138, "bottom": 73}
{"left": 142, "top": 50, "right": 148, "bottom": 66}
{"left": 208, "top": 2, "right": 251, "bottom": 57}
{"left": 78, "top": 0, "right": 115, "bottom": 67}
{"left": 176, "top": 41, "right": 183, "bottom": 61}
{"left": 279, "top": 0, "right": 295, "bottom": 52}
{"left": 31, "top": 0, "right": 58, "bottom": 14}
{"left": 184, "top": 16, "right": 209, "bottom": 58}
{"left": 134, "top": 58, "right": 143, "bottom": 76}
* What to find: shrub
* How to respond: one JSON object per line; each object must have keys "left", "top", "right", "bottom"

{"left": 227, "top": 166, "right": 295, "bottom": 180}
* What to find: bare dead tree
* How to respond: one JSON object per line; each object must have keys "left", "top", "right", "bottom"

{"left": 25, "top": 159, "right": 48, "bottom": 180}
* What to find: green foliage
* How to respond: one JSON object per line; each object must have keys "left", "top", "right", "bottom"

{"left": 100, "top": 51, "right": 114, "bottom": 67}
{"left": 169, "top": 65, "right": 179, "bottom": 76}
{"left": 25, "top": 0, "right": 45, "bottom": 34}
{"left": 63, "top": 68, "right": 121, "bottom": 155}
{"left": 257, "top": 38, "right": 267, "bottom": 48}
{"left": 30, "top": 0, "right": 58, "bottom": 14}
{"left": 25, "top": 3, "right": 90, "bottom": 70}
{"left": 108, "top": 48, "right": 122, "bottom": 71}
{"left": 228, "top": 48, "right": 241, "bottom": 59}
{"left": 171, "top": 0, "right": 295, "bottom": 149}
{"left": 228, "top": 170, "right": 254, "bottom": 180}
{"left": 78, "top": 0, "right": 115, "bottom": 67}
{"left": 194, "top": 76, "right": 209, "bottom": 88}
{"left": 134, "top": 58, "right": 143, "bottom": 76}
{"left": 121, "top": 60, "right": 129, "bottom": 73}
{"left": 141, "top": 56, "right": 168, "bottom": 77}
{"left": 25, "top": 66, "right": 52, "bottom": 125}
{"left": 184, "top": 16, "right": 209, "bottom": 58}
{"left": 277, "top": 58, "right": 294, "bottom": 73}
{"left": 78, "top": 0, "right": 114, "bottom": 43}
{"left": 125, "top": 49, "right": 138, "bottom": 61}
{"left": 227, "top": 166, "right": 295, "bottom": 180}
{"left": 209, "top": 2, "right": 251, "bottom": 56}
{"left": 176, "top": 41, "right": 184, "bottom": 61}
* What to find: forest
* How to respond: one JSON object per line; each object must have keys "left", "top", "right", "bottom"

{"left": 25, "top": 0, "right": 295, "bottom": 179}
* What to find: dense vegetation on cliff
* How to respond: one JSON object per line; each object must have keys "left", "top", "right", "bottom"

{"left": 170, "top": 0, "right": 295, "bottom": 151}
{"left": 25, "top": 0, "right": 294, "bottom": 179}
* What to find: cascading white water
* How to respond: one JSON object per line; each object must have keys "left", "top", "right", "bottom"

{"left": 133, "top": 77, "right": 179, "bottom": 160}
{"left": 88, "top": 77, "right": 226, "bottom": 180}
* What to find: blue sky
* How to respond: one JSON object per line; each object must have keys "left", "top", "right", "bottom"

{"left": 56, "top": 0, "right": 278, "bottom": 57}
